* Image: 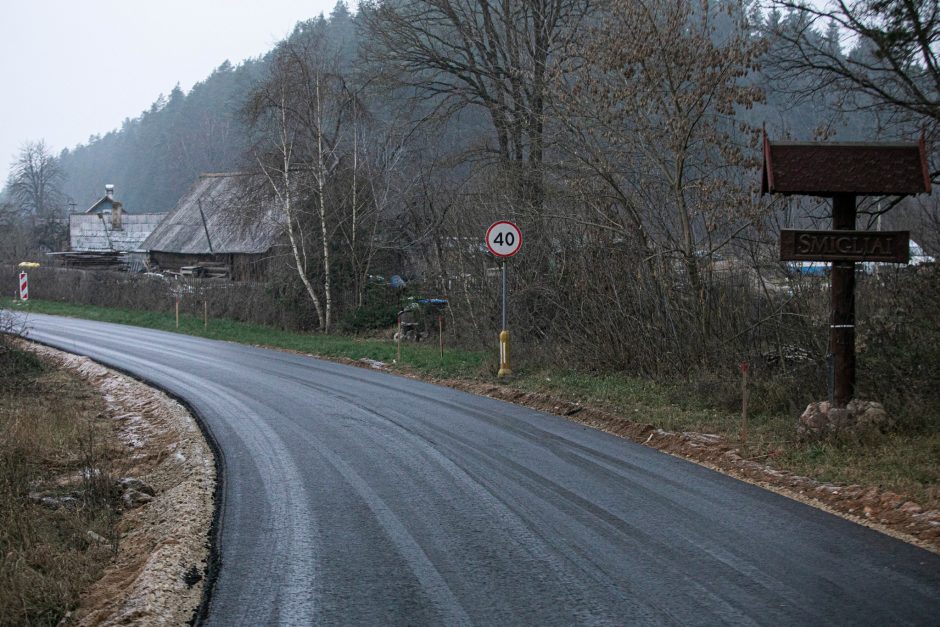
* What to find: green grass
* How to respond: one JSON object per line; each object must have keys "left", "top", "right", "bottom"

{"left": 9, "top": 298, "right": 488, "bottom": 380}
{"left": 781, "top": 434, "right": 940, "bottom": 507}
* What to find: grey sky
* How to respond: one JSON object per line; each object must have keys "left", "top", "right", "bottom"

{"left": 1, "top": 0, "right": 349, "bottom": 181}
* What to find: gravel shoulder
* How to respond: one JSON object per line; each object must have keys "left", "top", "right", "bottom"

{"left": 26, "top": 343, "right": 215, "bottom": 626}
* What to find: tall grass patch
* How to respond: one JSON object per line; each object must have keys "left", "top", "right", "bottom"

{"left": 0, "top": 334, "right": 121, "bottom": 625}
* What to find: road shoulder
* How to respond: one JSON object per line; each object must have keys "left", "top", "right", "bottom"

{"left": 26, "top": 343, "right": 215, "bottom": 625}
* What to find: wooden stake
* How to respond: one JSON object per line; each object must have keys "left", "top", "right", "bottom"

{"left": 175, "top": 298, "right": 180, "bottom": 329}
{"left": 740, "top": 361, "right": 749, "bottom": 446}
{"left": 204, "top": 300, "right": 208, "bottom": 329}
{"left": 396, "top": 315, "right": 402, "bottom": 363}
{"left": 439, "top": 315, "right": 444, "bottom": 359}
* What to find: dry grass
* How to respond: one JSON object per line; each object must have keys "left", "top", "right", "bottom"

{"left": 0, "top": 345, "right": 123, "bottom": 626}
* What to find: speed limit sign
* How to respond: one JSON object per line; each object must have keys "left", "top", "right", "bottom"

{"left": 486, "top": 221, "right": 522, "bottom": 258}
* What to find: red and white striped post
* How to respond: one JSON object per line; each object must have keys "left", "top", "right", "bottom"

{"left": 19, "top": 272, "right": 29, "bottom": 301}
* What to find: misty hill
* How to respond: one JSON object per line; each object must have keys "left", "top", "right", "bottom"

{"left": 57, "top": 5, "right": 357, "bottom": 213}
{"left": 59, "top": 58, "right": 261, "bottom": 213}
{"left": 54, "top": 2, "right": 891, "bottom": 217}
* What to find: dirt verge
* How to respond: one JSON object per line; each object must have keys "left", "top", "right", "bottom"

{"left": 25, "top": 343, "right": 215, "bottom": 625}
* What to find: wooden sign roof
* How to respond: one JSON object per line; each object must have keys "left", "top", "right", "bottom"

{"left": 761, "top": 135, "right": 932, "bottom": 197}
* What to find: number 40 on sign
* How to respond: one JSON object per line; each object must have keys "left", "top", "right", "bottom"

{"left": 486, "top": 221, "right": 522, "bottom": 257}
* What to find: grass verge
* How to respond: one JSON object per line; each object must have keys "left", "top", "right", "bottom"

{"left": 0, "top": 338, "right": 122, "bottom": 625}
{"left": 8, "top": 297, "right": 938, "bottom": 510}
{"left": 10, "top": 298, "right": 487, "bottom": 380}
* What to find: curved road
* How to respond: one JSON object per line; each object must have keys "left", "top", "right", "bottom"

{"left": 23, "top": 314, "right": 940, "bottom": 625}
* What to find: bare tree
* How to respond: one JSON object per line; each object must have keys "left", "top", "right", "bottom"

{"left": 361, "top": 0, "right": 592, "bottom": 212}
{"left": 245, "top": 29, "right": 409, "bottom": 331}
{"left": 6, "top": 140, "right": 64, "bottom": 216}
{"left": 766, "top": 1, "right": 939, "bottom": 131}
{"left": 245, "top": 37, "right": 342, "bottom": 332}
{"left": 557, "top": 0, "right": 765, "bottom": 291}
{"left": 5, "top": 140, "right": 68, "bottom": 252}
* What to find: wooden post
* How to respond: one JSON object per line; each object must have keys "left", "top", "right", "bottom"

{"left": 396, "top": 315, "right": 402, "bottom": 363}
{"left": 204, "top": 300, "right": 208, "bottom": 329}
{"left": 175, "top": 297, "right": 180, "bottom": 329}
{"left": 739, "top": 361, "right": 749, "bottom": 446}
{"left": 831, "top": 194, "right": 857, "bottom": 407}
{"left": 438, "top": 315, "right": 444, "bottom": 359}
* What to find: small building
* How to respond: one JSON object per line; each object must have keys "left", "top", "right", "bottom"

{"left": 69, "top": 184, "right": 165, "bottom": 253}
{"left": 141, "top": 173, "right": 282, "bottom": 281}
{"left": 57, "top": 184, "right": 166, "bottom": 270}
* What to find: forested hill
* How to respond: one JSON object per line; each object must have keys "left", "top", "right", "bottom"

{"left": 54, "top": 1, "right": 884, "bottom": 215}
{"left": 59, "top": 60, "right": 258, "bottom": 213}
{"left": 58, "top": 3, "right": 356, "bottom": 213}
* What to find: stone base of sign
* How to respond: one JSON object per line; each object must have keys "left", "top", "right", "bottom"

{"left": 798, "top": 399, "right": 894, "bottom": 440}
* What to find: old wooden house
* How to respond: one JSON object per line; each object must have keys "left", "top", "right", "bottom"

{"left": 60, "top": 184, "right": 166, "bottom": 269}
{"left": 142, "top": 173, "right": 281, "bottom": 281}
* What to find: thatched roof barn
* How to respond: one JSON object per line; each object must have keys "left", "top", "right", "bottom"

{"left": 142, "top": 173, "right": 282, "bottom": 281}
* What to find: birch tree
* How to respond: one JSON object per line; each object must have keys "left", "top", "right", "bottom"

{"left": 246, "top": 35, "right": 352, "bottom": 332}
{"left": 246, "top": 27, "right": 409, "bottom": 330}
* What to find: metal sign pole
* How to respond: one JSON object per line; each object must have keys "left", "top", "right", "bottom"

{"left": 486, "top": 221, "right": 520, "bottom": 379}
{"left": 501, "top": 260, "right": 508, "bottom": 331}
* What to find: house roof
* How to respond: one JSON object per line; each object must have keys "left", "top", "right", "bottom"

{"left": 83, "top": 185, "right": 145, "bottom": 214}
{"left": 141, "top": 173, "right": 282, "bottom": 255}
{"left": 761, "top": 136, "right": 932, "bottom": 196}
{"left": 84, "top": 195, "right": 118, "bottom": 214}
{"left": 70, "top": 212, "right": 165, "bottom": 252}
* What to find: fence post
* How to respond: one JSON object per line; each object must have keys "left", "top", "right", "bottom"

{"left": 438, "top": 315, "right": 444, "bottom": 359}
{"left": 740, "top": 361, "right": 749, "bottom": 447}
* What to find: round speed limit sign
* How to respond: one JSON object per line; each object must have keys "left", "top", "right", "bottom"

{"left": 486, "top": 221, "right": 522, "bottom": 258}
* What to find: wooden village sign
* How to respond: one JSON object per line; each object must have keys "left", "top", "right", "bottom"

{"left": 762, "top": 135, "right": 932, "bottom": 408}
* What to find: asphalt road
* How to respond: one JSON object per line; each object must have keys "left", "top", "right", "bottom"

{"left": 23, "top": 313, "right": 940, "bottom": 625}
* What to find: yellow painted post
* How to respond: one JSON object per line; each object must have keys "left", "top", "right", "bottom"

{"left": 498, "top": 330, "right": 511, "bottom": 378}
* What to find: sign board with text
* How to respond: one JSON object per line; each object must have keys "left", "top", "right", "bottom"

{"left": 780, "top": 230, "right": 910, "bottom": 263}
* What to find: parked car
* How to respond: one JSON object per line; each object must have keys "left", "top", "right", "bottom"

{"left": 786, "top": 260, "right": 829, "bottom": 276}
{"left": 860, "top": 240, "right": 935, "bottom": 274}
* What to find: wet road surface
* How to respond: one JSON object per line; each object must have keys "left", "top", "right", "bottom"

{"left": 23, "top": 314, "right": 940, "bottom": 625}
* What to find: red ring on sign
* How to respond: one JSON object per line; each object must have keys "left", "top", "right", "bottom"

{"left": 486, "top": 221, "right": 522, "bottom": 258}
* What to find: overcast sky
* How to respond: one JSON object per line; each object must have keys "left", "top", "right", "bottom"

{"left": 0, "top": 0, "right": 349, "bottom": 181}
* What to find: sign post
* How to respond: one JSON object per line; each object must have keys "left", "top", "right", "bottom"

{"left": 763, "top": 135, "right": 931, "bottom": 408}
{"left": 19, "top": 272, "right": 28, "bottom": 301}
{"left": 779, "top": 209, "right": 913, "bottom": 406}
{"left": 486, "top": 221, "right": 522, "bottom": 378}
